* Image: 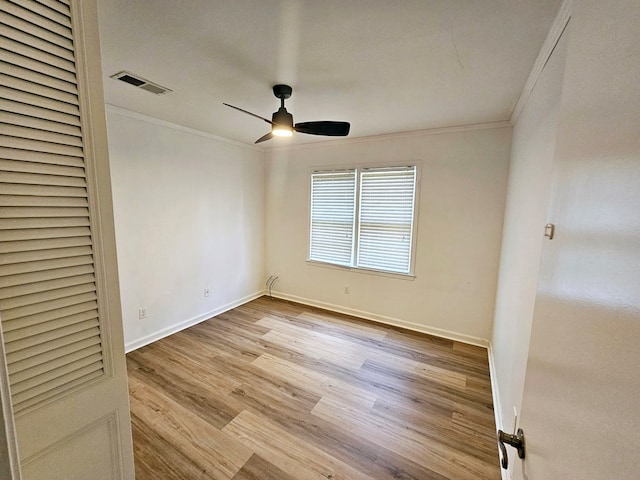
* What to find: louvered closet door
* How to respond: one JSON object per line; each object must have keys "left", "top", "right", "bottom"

{"left": 0, "top": 1, "right": 134, "bottom": 479}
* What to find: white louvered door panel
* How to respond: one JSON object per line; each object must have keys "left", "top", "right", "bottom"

{"left": 0, "top": 1, "right": 134, "bottom": 479}
{"left": 0, "top": 125, "right": 104, "bottom": 413}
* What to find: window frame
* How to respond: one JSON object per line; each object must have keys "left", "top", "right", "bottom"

{"left": 307, "top": 163, "right": 420, "bottom": 278}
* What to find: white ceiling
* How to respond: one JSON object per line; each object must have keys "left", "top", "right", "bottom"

{"left": 97, "top": 0, "right": 561, "bottom": 147}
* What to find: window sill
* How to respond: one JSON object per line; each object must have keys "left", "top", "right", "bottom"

{"left": 305, "top": 259, "right": 416, "bottom": 281}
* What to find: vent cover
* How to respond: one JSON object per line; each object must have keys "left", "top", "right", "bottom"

{"left": 110, "top": 71, "right": 172, "bottom": 95}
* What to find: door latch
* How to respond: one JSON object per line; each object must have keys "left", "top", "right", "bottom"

{"left": 544, "top": 223, "right": 555, "bottom": 239}
{"left": 498, "top": 428, "right": 526, "bottom": 469}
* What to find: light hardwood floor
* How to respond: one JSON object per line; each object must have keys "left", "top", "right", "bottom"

{"left": 127, "top": 296, "right": 500, "bottom": 479}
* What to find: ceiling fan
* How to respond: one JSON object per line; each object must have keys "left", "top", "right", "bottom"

{"left": 223, "top": 84, "right": 350, "bottom": 144}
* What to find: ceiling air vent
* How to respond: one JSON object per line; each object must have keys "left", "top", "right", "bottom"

{"left": 110, "top": 71, "right": 172, "bottom": 95}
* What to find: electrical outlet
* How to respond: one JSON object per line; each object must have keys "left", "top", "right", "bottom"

{"left": 204, "top": 288, "right": 211, "bottom": 297}
{"left": 138, "top": 307, "right": 147, "bottom": 319}
{"left": 344, "top": 285, "right": 350, "bottom": 294}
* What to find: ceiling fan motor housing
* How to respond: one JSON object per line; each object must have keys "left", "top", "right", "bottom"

{"left": 272, "top": 107, "right": 293, "bottom": 128}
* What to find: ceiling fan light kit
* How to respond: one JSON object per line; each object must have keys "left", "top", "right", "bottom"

{"left": 272, "top": 126, "right": 293, "bottom": 137}
{"left": 224, "top": 84, "right": 350, "bottom": 144}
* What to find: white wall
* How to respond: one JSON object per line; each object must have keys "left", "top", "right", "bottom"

{"left": 490, "top": 30, "right": 567, "bottom": 442}
{"left": 265, "top": 127, "right": 511, "bottom": 345}
{"left": 105, "top": 108, "right": 265, "bottom": 350}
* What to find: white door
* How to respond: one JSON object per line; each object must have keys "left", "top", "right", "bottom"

{"left": 510, "top": 1, "right": 640, "bottom": 478}
{"left": 0, "top": 1, "right": 135, "bottom": 478}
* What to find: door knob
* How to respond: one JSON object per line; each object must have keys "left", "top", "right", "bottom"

{"left": 498, "top": 428, "right": 526, "bottom": 469}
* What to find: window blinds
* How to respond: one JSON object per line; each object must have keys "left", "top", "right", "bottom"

{"left": 357, "top": 167, "right": 416, "bottom": 273}
{"left": 0, "top": 0, "right": 105, "bottom": 413}
{"left": 309, "top": 166, "right": 417, "bottom": 274}
{"left": 309, "top": 170, "right": 356, "bottom": 266}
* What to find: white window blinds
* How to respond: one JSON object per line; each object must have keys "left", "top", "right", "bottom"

{"left": 309, "top": 166, "right": 417, "bottom": 275}
{"left": 0, "top": 0, "right": 105, "bottom": 414}
{"left": 309, "top": 170, "right": 356, "bottom": 266}
{"left": 357, "top": 167, "right": 416, "bottom": 273}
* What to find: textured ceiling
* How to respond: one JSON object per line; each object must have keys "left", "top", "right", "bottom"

{"left": 97, "top": 0, "right": 562, "bottom": 146}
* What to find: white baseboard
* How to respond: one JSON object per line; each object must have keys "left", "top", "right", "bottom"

{"left": 124, "top": 290, "right": 265, "bottom": 352}
{"left": 270, "top": 290, "right": 489, "bottom": 347}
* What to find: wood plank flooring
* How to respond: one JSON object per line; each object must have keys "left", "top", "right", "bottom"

{"left": 127, "top": 296, "right": 500, "bottom": 479}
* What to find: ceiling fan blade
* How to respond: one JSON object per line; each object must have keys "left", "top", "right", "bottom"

{"left": 295, "top": 121, "right": 350, "bottom": 136}
{"left": 223, "top": 103, "right": 274, "bottom": 125}
{"left": 255, "top": 132, "right": 273, "bottom": 144}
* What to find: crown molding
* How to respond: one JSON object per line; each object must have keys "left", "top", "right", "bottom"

{"left": 104, "top": 104, "right": 263, "bottom": 152}
{"left": 510, "top": 0, "right": 572, "bottom": 125}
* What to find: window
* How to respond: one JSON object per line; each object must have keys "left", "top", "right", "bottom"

{"left": 309, "top": 166, "right": 417, "bottom": 274}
